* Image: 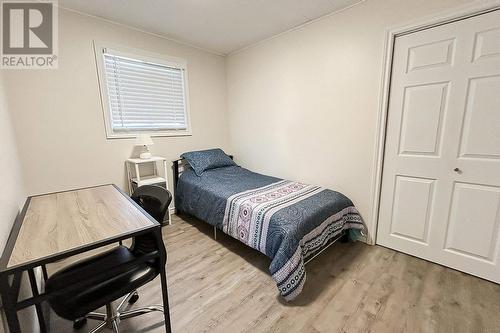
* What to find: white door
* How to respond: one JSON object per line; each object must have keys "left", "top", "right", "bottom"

{"left": 377, "top": 9, "right": 500, "bottom": 283}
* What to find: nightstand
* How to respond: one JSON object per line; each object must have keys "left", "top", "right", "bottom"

{"left": 126, "top": 156, "right": 172, "bottom": 224}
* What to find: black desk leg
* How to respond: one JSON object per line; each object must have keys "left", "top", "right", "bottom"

{"left": 159, "top": 265, "right": 172, "bottom": 333}
{"left": 28, "top": 268, "right": 47, "bottom": 333}
{"left": 154, "top": 229, "right": 172, "bottom": 333}
{"left": 0, "top": 273, "right": 21, "bottom": 333}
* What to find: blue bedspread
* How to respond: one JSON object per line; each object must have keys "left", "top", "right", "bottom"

{"left": 176, "top": 166, "right": 365, "bottom": 300}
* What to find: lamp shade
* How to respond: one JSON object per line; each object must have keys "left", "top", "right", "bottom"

{"left": 134, "top": 134, "right": 154, "bottom": 146}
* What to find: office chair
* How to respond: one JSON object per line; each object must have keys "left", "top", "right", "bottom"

{"left": 46, "top": 185, "right": 172, "bottom": 333}
{"left": 131, "top": 184, "right": 171, "bottom": 225}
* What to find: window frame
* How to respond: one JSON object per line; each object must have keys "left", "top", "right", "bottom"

{"left": 94, "top": 41, "right": 192, "bottom": 139}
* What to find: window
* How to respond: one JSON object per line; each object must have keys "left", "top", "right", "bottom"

{"left": 95, "top": 43, "right": 191, "bottom": 138}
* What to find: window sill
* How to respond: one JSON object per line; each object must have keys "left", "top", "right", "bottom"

{"left": 105, "top": 130, "right": 192, "bottom": 139}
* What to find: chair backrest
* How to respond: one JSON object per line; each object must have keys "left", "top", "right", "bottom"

{"left": 130, "top": 185, "right": 172, "bottom": 254}
{"left": 131, "top": 185, "right": 172, "bottom": 223}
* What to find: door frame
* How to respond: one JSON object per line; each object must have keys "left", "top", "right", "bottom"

{"left": 369, "top": 1, "right": 500, "bottom": 245}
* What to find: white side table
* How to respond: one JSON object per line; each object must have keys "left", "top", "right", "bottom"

{"left": 126, "top": 156, "right": 172, "bottom": 225}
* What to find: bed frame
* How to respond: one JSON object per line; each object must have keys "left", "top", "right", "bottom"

{"left": 172, "top": 158, "right": 183, "bottom": 200}
{"left": 171, "top": 156, "right": 349, "bottom": 263}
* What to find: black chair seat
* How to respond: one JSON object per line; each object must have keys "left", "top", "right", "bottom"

{"left": 46, "top": 246, "right": 159, "bottom": 320}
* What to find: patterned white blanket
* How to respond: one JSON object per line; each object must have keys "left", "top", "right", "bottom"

{"left": 222, "top": 180, "right": 365, "bottom": 300}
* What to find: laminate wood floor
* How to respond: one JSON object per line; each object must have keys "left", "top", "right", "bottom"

{"left": 49, "top": 214, "right": 500, "bottom": 333}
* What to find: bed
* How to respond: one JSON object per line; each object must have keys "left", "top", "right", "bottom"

{"left": 173, "top": 149, "right": 365, "bottom": 301}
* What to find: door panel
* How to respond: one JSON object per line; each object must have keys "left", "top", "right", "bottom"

{"left": 390, "top": 176, "right": 435, "bottom": 244}
{"left": 459, "top": 75, "right": 500, "bottom": 159}
{"left": 444, "top": 182, "right": 500, "bottom": 261}
{"left": 377, "top": 9, "right": 500, "bottom": 283}
{"left": 473, "top": 27, "right": 500, "bottom": 61}
{"left": 399, "top": 83, "right": 448, "bottom": 156}
{"left": 407, "top": 38, "right": 456, "bottom": 72}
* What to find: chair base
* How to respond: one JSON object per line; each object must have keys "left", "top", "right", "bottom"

{"left": 77, "top": 292, "right": 163, "bottom": 333}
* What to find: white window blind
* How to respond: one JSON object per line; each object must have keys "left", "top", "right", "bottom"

{"left": 102, "top": 50, "right": 188, "bottom": 133}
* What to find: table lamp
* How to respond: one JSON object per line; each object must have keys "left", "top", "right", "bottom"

{"left": 135, "top": 134, "right": 154, "bottom": 159}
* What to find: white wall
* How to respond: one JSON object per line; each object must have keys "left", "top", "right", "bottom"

{"left": 226, "top": 0, "right": 475, "bottom": 243}
{"left": 0, "top": 72, "right": 31, "bottom": 332}
{"left": 3, "top": 8, "right": 230, "bottom": 196}
{"left": 0, "top": 73, "right": 25, "bottom": 253}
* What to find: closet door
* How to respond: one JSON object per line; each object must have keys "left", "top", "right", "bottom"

{"left": 377, "top": 9, "right": 500, "bottom": 283}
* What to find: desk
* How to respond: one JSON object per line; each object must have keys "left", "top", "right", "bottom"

{"left": 0, "top": 184, "right": 171, "bottom": 333}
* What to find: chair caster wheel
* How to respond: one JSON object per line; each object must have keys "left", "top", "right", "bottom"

{"left": 129, "top": 292, "right": 139, "bottom": 304}
{"left": 73, "top": 317, "right": 87, "bottom": 329}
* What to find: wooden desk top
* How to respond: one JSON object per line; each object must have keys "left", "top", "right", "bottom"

{"left": 4, "top": 184, "right": 157, "bottom": 269}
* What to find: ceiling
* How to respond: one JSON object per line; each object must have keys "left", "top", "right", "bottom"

{"left": 59, "top": 0, "right": 363, "bottom": 55}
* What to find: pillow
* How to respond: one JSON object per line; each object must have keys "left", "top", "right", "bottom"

{"left": 181, "top": 148, "right": 236, "bottom": 176}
